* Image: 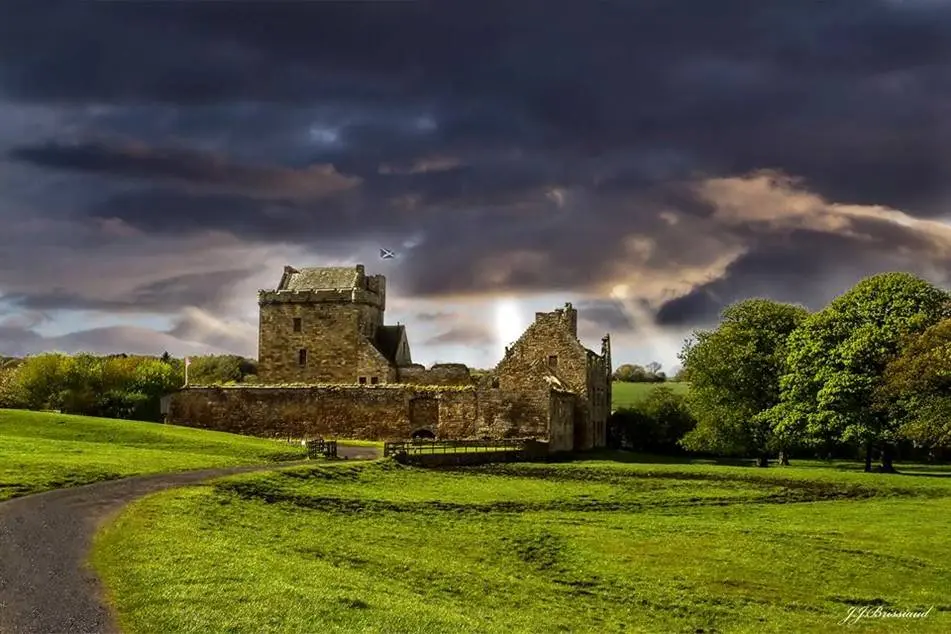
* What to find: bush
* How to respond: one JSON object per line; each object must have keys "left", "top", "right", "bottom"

{"left": 608, "top": 387, "right": 696, "bottom": 453}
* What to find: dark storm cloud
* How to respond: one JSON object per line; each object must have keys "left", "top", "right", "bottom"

{"left": 655, "top": 222, "right": 951, "bottom": 328}
{"left": 1, "top": 0, "right": 950, "bottom": 325}
{"left": 6, "top": 270, "right": 253, "bottom": 314}
{"left": 9, "top": 141, "right": 357, "bottom": 199}
{"left": 3, "top": 0, "right": 948, "bottom": 209}
{"left": 576, "top": 300, "right": 638, "bottom": 334}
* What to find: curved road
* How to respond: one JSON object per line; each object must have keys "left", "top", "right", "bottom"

{"left": 0, "top": 445, "right": 379, "bottom": 634}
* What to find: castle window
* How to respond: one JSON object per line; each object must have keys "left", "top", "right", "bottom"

{"left": 298, "top": 349, "right": 307, "bottom": 366}
{"left": 548, "top": 355, "right": 558, "bottom": 370}
{"left": 293, "top": 317, "right": 302, "bottom": 332}
{"left": 370, "top": 376, "right": 379, "bottom": 384}
{"left": 359, "top": 376, "right": 367, "bottom": 384}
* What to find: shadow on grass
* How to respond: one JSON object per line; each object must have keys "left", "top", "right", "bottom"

{"left": 568, "top": 451, "right": 760, "bottom": 467}
{"left": 570, "top": 451, "right": 951, "bottom": 477}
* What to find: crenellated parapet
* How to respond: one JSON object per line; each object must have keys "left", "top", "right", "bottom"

{"left": 258, "top": 287, "right": 384, "bottom": 307}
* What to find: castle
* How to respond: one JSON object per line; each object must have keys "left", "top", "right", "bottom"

{"left": 167, "top": 264, "right": 611, "bottom": 452}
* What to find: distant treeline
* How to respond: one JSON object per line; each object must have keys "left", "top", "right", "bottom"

{"left": 611, "top": 361, "right": 673, "bottom": 383}
{"left": 0, "top": 353, "right": 257, "bottom": 422}
{"left": 609, "top": 272, "right": 951, "bottom": 470}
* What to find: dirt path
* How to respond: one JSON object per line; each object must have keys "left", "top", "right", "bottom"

{"left": 0, "top": 445, "right": 380, "bottom": 634}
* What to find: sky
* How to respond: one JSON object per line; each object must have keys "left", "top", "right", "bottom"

{"left": 1, "top": 0, "right": 950, "bottom": 372}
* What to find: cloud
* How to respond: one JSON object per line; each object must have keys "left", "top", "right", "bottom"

{"left": 425, "top": 323, "right": 496, "bottom": 347}
{"left": 9, "top": 141, "right": 359, "bottom": 200}
{"left": 0, "top": 1, "right": 950, "bottom": 369}
{"left": 0, "top": 323, "right": 233, "bottom": 359}
{"left": 654, "top": 172, "right": 951, "bottom": 326}
{"left": 167, "top": 307, "right": 257, "bottom": 357}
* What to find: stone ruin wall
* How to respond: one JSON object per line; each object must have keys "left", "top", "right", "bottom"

{"left": 548, "top": 390, "right": 576, "bottom": 453}
{"left": 396, "top": 363, "right": 474, "bottom": 386}
{"left": 167, "top": 385, "right": 555, "bottom": 442}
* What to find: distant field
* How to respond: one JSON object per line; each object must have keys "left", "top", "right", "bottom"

{"left": 0, "top": 409, "right": 307, "bottom": 501}
{"left": 612, "top": 381, "right": 690, "bottom": 408}
{"left": 94, "top": 457, "right": 951, "bottom": 633}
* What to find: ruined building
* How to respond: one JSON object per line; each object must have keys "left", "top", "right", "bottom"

{"left": 167, "top": 264, "right": 611, "bottom": 452}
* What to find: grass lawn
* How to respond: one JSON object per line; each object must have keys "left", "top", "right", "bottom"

{"left": 612, "top": 381, "right": 690, "bottom": 408}
{"left": 93, "top": 456, "right": 951, "bottom": 633}
{"left": 0, "top": 408, "right": 308, "bottom": 501}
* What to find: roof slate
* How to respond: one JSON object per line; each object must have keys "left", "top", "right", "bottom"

{"left": 279, "top": 266, "right": 360, "bottom": 291}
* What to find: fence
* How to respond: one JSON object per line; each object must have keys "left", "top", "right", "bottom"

{"left": 383, "top": 438, "right": 530, "bottom": 458}
{"left": 305, "top": 438, "right": 338, "bottom": 459}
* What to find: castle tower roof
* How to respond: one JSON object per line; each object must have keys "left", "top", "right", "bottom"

{"left": 277, "top": 265, "right": 365, "bottom": 291}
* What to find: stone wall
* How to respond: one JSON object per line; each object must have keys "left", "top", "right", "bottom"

{"left": 548, "top": 390, "right": 576, "bottom": 453}
{"left": 257, "top": 300, "right": 394, "bottom": 384}
{"left": 355, "top": 339, "right": 397, "bottom": 384}
{"left": 495, "top": 307, "right": 592, "bottom": 449}
{"left": 397, "top": 363, "right": 474, "bottom": 386}
{"left": 166, "top": 385, "right": 555, "bottom": 443}
{"left": 586, "top": 351, "right": 610, "bottom": 448}
{"left": 497, "top": 308, "right": 590, "bottom": 395}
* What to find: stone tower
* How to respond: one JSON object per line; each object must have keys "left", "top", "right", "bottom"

{"left": 257, "top": 264, "right": 393, "bottom": 383}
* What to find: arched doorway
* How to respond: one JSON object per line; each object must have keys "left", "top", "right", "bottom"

{"left": 411, "top": 428, "right": 436, "bottom": 440}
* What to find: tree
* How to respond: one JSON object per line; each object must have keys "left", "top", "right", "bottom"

{"left": 186, "top": 355, "right": 257, "bottom": 385}
{"left": 879, "top": 318, "right": 951, "bottom": 455}
{"left": 679, "top": 298, "right": 809, "bottom": 466}
{"left": 613, "top": 364, "right": 647, "bottom": 382}
{"left": 0, "top": 357, "right": 24, "bottom": 409}
{"left": 609, "top": 387, "right": 695, "bottom": 453}
{"left": 769, "top": 273, "right": 951, "bottom": 472}
{"left": 645, "top": 361, "right": 662, "bottom": 376}
{"left": 11, "top": 353, "right": 70, "bottom": 410}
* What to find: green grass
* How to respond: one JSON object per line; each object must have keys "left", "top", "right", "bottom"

{"left": 93, "top": 456, "right": 951, "bottom": 633}
{"left": 0, "top": 408, "right": 307, "bottom": 501}
{"left": 334, "top": 439, "right": 384, "bottom": 448}
{"left": 612, "top": 381, "right": 690, "bottom": 408}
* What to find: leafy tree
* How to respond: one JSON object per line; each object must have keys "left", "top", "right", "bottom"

{"left": 879, "top": 318, "right": 951, "bottom": 455}
{"left": 0, "top": 358, "right": 24, "bottom": 408}
{"left": 609, "top": 387, "right": 695, "bottom": 453}
{"left": 679, "top": 298, "right": 809, "bottom": 466}
{"left": 770, "top": 273, "right": 951, "bottom": 472}
{"left": 186, "top": 355, "right": 257, "bottom": 385}
{"left": 612, "top": 364, "right": 645, "bottom": 382}
{"left": 11, "top": 353, "right": 70, "bottom": 410}
{"left": 6, "top": 352, "right": 185, "bottom": 422}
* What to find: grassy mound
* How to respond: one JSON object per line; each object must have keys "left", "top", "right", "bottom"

{"left": 93, "top": 457, "right": 951, "bottom": 633}
{"left": 0, "top": 409, "right": 306, "bottom": 501}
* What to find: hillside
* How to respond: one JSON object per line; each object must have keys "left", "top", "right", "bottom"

{"left": 0, "top": 409, "right": 306, "bottom": 501}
